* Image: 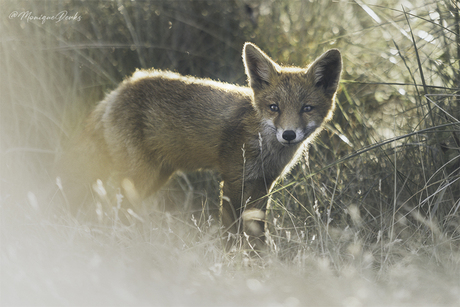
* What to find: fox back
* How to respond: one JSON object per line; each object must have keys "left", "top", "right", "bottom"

{"left": 62, "top": 43, "right": 342, "bottom": 249}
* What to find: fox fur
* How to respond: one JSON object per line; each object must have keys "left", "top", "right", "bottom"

{"left": 62, "top": 43, "right": 342, "bottom": 249}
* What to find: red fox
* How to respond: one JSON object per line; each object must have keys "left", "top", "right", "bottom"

{"left": 63, "top": 43, "right": 342, "bottom": 249}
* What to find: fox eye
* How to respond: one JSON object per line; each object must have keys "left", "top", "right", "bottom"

{"left": 269, "top": 104, "right": 279, "bottom": 112}
{"left": 302, "top": 105, "right": 313, "bottom": 112}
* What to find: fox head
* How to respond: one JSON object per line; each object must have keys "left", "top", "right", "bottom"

{"left": 243, "top": 43, "right": 342, "bottom": 147}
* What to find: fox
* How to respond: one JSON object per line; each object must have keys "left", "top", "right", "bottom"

{"left": 61, "top": 43, "right": 342, "bottom": 250}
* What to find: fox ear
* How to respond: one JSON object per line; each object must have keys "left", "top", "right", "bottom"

{"left": 243, "top": 43, "right": 279, "bottom": 90}
{"left": 309, "top": 49, "right": 342, "bottom": 96}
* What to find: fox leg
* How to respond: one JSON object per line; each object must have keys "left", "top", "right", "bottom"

{"left": 241, "top": 179, "right": 271, "bottom": 251}
{"left": 220, "top": 177, "right": 270, "bottom": 251}
{"left": 220, "top": 179, "right": 242, "bottom": 235}
{"left": 121, "top": 164, "right": 175, "bottom": 204}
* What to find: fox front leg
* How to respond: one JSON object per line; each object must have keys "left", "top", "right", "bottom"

{"left": 220, "top": 178, "right": 269, "bottom": 251}
{"left": 241, "top": 178, "right": 271, "bottom": 251}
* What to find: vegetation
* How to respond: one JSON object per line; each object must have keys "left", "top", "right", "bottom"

{"left": 2, "top": 0, "right": 459, "bottom": 305}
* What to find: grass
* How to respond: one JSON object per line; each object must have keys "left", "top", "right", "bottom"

{"left": 2, "top": 0, "right": 460, "bottom": 306}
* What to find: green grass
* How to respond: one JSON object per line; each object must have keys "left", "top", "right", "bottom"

{"left": 1, "top": 0, "right": 459, "bottom": 305}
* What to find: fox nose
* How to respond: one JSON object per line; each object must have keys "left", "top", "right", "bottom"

{"left": 282, "top": 130, "right": 296, "bottom": 142}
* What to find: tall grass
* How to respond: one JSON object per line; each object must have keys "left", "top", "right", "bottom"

{"left": 1, "top": 0, "right": 459, "bottom": 305}
{"left": 265, "top": 0, "right": 460, "bottom": 279}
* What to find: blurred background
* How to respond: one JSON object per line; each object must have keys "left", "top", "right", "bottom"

{"left": 1, "top": 0, "right": 459, "bottom": 305}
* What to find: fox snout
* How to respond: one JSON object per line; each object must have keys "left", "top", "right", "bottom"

{"left": 282, "top": 130, "right": 296, "bottom": 142}
{"left": 276, "top": 128, "right": 306, "bottom": 146}
{"left": 275, "top": 120, "right": 319, "bottom": 146}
